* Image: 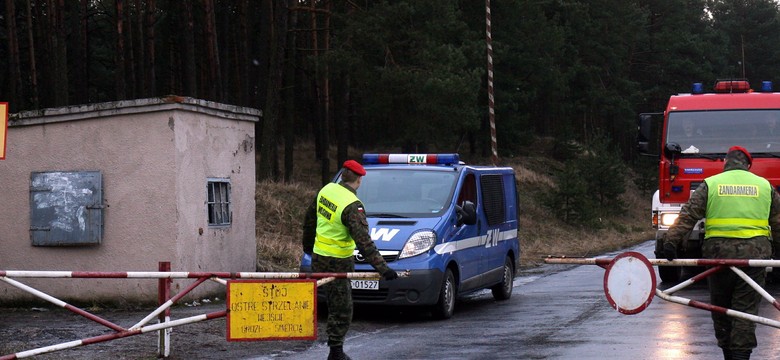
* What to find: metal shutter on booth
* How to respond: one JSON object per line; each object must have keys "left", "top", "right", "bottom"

{"left": 30, "top": 171, "right": 104, "bottom": 246}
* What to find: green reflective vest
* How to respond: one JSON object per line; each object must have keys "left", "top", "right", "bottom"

{"left": 313, "top": 183, "right": 359, "bottom": 258}
{"left": 705, "top": 170, "right": 771, "bottom": 239}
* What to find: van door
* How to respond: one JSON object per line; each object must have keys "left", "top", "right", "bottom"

{"left": 453, "top": 171, "right": 484, "bottom": 291}
{"left": 479, "top": 172, "right": 511, "bottom": 283}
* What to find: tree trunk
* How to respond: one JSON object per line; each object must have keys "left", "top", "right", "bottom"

{"left": 238, "top": 0, "right": 250, "bottom": 105}
{"left": 203, "top": 0, "right": 222, "bottom": 100}
{"left": 115, "top": 0, "right": 127, "bottom": 100}
{"left": 336, "top": 2, "right": 356, "bottom": 165}
{"left": 75, "top": 0, "right": 89, "bottom": 104}
{"left": 309, "top": 1, "right": 329, "bottom": 185}
{"left": 25, "top": 0, "right": 39, "bottom": 108}
{"left": 144, "top": 0, "right": 156, "bottom": 96}
{"left": 6, "top": 0, "right": 21, "bottom": 110}
{"left": 283, "top": 4, "right": 297, "bottom": 183}
{"left": 52, "top": 0, "right": 68, "bottom": 105}
{"left": 133, "top": 0, "right": 144, "bottom": 96}
{"left": 258, "top": 0, "right": 289, "bottom": 182}
{"left": 181, "top": 0, "right": 196, "bottom": 97}
{"left": 125, "top": 0, "right": 136, "bottom": 98}
{"left": 336, "top": 75, "right": 349, "bottom": 165}
{"left": 323, "top": 1, "right": 335, "bottom": 169}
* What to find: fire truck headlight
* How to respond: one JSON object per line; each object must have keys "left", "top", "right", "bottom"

{"left": 659, "top": 213, "right": 679, "bottom": 226}
{"left": 399, "top": 230, "right": 436, "bottom": 259}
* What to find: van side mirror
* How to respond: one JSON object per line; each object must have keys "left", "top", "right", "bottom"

{"left": 456, "top": 201, "right": 477, "bottom": 226}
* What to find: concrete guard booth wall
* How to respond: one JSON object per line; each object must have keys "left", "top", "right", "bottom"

{"left": 0, "top": 97, "right": 259, "bottom": 304}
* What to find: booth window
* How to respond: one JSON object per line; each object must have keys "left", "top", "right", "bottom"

{"left": 207, "top": 179, "right": 231, "bottom": 226}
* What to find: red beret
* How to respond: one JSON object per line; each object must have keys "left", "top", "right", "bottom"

{"left": 728, "top": 145, "right": 752, "bottom": 165}
{"left": 343, "top": 160, "right": 366, "bottom": 176}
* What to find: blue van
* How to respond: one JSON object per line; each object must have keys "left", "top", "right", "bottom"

{"left": 301, "top": 153, "right": 520, "bottom": 319}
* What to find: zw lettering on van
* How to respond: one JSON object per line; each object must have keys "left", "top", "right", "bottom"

{"left": 484, "top": 228, "right": 499, "bottom": 248}
{"left": 371, "top": 227, "right": 400, "bottom": 241}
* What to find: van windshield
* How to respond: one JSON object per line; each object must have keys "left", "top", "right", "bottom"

{"left": 667, "top": 110, "right": 780, "bottom": 156}
{"left": 358, "top": 169, "right": 458, "bottom": 217}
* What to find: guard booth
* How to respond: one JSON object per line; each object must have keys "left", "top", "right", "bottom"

{"left": 0, "top": 96, "right": 260, "bottom": 304}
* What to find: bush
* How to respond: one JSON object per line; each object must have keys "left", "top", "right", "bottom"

{"left": 545, "top": 133, "right": 627, "bottom": 225}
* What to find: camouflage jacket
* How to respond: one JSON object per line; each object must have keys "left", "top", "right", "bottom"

{"left": 302, "top": 181, "right": 390, "bottom": 274}
{"left": 664, "top": 160, "right": 780, "bottom": 258}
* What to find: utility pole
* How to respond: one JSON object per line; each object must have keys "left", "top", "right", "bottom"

{"left": 486, "top": 0, "right": 497, "bottom": 165}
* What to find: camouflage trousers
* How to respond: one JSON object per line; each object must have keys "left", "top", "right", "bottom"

{"left": 312, "top": 253, "right": 354, "bottom": 347}
{"left": 703, "top": 237, "right": 771, "bottom": 352}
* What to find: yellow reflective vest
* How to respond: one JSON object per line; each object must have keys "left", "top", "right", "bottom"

{"left": 705, "top": 170, "right": 771, "bottom": 239}
{"left": 313, "top": 183, "right": 359, "bottom": 258}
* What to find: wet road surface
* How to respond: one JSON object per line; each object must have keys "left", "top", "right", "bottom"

{"left": 255, "top": 241, "right": 780, "bottom": 360}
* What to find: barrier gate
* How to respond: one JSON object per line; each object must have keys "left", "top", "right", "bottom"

{"left": 544, "top": 252, "right": 780, "bottom": 327}
{"left": 0, "top": 263, "right": 407, "bottom": 359}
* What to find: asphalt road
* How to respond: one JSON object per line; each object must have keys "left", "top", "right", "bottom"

{"left": 3, "top": 240, "right": 780, "bottom": 359}
{"left": 250, "top": 241, "right": 780, "bottom": 360}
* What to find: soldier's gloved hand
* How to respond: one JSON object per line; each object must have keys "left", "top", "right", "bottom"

{"left": 663, "top": 242, "right": 677, "bottom": 261}
{"left": 382, "top": 269, "right": 399, "bottom": 281}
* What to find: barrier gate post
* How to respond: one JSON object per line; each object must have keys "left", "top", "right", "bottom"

{"left": 158, "top": 261, "right": 172, "bottom": 358}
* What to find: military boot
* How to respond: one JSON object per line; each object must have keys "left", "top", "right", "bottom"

{"left": 327, "top": 345, "right": 353, "bottom": 360}
{"left": 722, "top": 348, "right": 732, "bottom": 360}
{"left": 730, "top": 350, "right": 750, "bottom": 360}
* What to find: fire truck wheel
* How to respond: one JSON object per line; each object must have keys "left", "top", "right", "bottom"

{"left": 658, "top": 265, "right": 682, "bottom": 283}
{"left": 431, "top": 268, "right": 456, "bottom": 320}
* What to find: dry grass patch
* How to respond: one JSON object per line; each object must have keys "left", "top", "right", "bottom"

{"left": 255, "top": 180, "right": 315, "bottom": 271}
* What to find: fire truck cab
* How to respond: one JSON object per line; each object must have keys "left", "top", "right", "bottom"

{"left": 638, "top": 80, "right": 780, "bottom": 282}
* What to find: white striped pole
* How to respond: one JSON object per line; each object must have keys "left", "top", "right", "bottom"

{"left": 486, "top": 0, "right": 497, "bottom": 165}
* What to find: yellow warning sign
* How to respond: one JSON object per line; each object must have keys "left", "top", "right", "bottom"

{"left": 226, "top": 279, "right": 317, "bottom": 341}
{"left": 0, "top": 103, "right": 7, "bottom": 160}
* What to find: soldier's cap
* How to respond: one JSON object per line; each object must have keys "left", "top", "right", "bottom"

{"left": 727, "top": 145, "right": 752, "bottom": 166}
{"left": 343, "top": 160, "right": 366, "bottom": 176}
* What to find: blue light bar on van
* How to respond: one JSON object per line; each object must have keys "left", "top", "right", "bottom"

{"left": 362, "top": 153, "right": 460, "bottom": 165}
{"left": 762, "top": 81, "right": 773, "bottom": 92}
{"left": 692, "top": 83, "right": 704, "bottom": 94}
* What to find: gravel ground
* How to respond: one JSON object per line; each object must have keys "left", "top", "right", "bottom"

{"left": 0, "top": 298, "right": 326, "bottom": 360}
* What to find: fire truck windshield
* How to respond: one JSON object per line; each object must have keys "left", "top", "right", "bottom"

{"left": 667, "top": 110, "right": 780, "bottom": 155}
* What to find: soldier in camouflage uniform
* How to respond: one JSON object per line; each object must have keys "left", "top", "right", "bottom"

{"left": 302, "top": 160, "right": 398, "bottom": 360}
{"left": 664, "top": 146, "right": 780, "bottom": 360}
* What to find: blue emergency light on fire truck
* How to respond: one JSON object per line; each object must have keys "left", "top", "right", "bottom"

{"left": 638, "top": 79, "right": 780, "bottom": 283}
{"left": 300, "top": 153, "right": 520, "bottom": 319}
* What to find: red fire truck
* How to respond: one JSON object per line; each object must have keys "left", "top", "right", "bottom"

{"left": 638, "top": 79, "right": 780, "bottom": 282}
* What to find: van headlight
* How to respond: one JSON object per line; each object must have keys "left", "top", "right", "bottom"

{"left": 399, "top": 230, "right": 437, "bottom": 259}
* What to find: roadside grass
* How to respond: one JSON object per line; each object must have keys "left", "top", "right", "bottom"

{"left": 254, "top": 142, "right": 654, "bottom": 272}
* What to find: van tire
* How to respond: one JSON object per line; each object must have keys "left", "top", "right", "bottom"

{"left": 431, "top": 269, "right": 456, "bottom": 320}
{"left": 491, "top": 256, "right": 514, "bottom": 300}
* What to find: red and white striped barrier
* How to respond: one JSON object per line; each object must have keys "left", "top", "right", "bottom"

{"left": 544, "top": 253, "right": 780, "bottom": 328}
{"left": 0, "top": 267, "right": 399, "bottom": 359}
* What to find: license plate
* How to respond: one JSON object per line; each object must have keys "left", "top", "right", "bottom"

{"left": 351, "top": 279, "right": 379, "bottom": 290}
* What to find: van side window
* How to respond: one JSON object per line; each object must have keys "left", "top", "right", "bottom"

{"left": 457, "top": 173, "right": 477, "bottom": 206}
{"left": 480, "top": 174, "right": 506, "bottom": 226}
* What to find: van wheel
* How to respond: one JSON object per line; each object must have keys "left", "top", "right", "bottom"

{"left": 491, "top": 256, "right": 514, "bottom": 300}
{"left": 431, "top": 269, "right": 456, "bottom": 320}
